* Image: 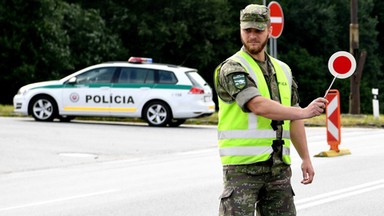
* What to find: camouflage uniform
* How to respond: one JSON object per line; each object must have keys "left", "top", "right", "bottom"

{"left": 216, "top": 55, "right": 299, "bottom": 216}
{"left": 215, "top": 5, "right": 301, "bottom": 216}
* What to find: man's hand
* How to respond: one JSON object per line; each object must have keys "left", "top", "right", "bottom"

{"left": 303, "top": 97, "right": 328, "bottom": 118}
{"left": 301, "top": 160, "right": 315, "bottom": 184}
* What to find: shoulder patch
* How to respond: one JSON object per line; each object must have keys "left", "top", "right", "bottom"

{"left": 232, "top": 73, "right": 247, "bottom": 89}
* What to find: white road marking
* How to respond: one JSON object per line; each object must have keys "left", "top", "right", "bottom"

{"left": 296, "top": 179, "right": 384, "bottom": 210}
{"left": 0, "top": 189, "right": 118, "bottom": 212}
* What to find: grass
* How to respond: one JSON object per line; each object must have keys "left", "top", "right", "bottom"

{"left": 0, "top": 105, "right": 20, "bottom": 117}
{"left": 1, "top": 104, "right": 383, "bottom": 128}
{"left": 192, "top": 112, "right": 384, "bottom": 128}
{"left": 303, "top": 113, "right": 384, "bottom": 128}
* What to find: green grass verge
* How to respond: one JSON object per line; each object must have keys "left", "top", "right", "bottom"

{"left": 1, "top": 104, "right": 383, "bottom": 127}
{"left": 0, "top": 104, "right": 21, "bottom": 117}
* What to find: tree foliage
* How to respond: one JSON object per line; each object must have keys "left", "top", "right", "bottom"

{"left": 279, "top": 0, "right": 380, "bottom": 113}
{"left": 1, "top": 0, "right": 383, "bottom": 114}
{"left": 0, "top": 0, "right": 123, "bottom": 103}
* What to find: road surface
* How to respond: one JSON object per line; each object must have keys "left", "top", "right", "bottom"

{"left": 0, "top": 117, "right": 383, "bottom": 215}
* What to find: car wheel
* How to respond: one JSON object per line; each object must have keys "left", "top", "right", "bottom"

{"left": 143, "top": 101, "right": 172, "bottom": 127}
{"left": 29, "top": 96, "right": 58, "bottom": 122}
{"left": 168, "top": 119, "right": 186, "bottom": 127}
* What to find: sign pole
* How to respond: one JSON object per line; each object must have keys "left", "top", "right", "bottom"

{"left": 274, "top": 38, "right": 277, "bottom": 57}
{"left": 269, "top": 38, "right": 276, "bottom": 58}
{"left": 323, "top": 76, "right": 338, "bottom": 98}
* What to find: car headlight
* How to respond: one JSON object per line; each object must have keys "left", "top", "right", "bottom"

{"left": 17, "top": 88, "right": 29, "bottom": 96}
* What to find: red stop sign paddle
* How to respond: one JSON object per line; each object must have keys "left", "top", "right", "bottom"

{"left": 328, "top": 51, "right": 356, "bottom": 79}
{"left": 324, "top": 51, "right": 356, "bottom": 97}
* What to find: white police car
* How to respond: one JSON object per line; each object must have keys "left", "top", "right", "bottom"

{"left": 13, "top": 57, "right": 215, "bottom": 127}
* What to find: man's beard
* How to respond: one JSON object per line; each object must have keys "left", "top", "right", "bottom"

{"left": 242, "top": 37, "right": 268, "bottom": 55}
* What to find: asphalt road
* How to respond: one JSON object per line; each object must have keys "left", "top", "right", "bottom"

{"left": 0, "top": 117, "right": 383, "bottom": 216}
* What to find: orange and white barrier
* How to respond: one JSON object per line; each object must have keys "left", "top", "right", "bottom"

{"left": 315, "top": 89, "right": 351, "bottom": 157}
{"left": 326, "top": 89, "right": 341, "bottom": 151}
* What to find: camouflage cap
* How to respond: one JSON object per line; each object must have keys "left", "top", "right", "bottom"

{"left": 240, "top": 4, "right": 270, "bottom": 30}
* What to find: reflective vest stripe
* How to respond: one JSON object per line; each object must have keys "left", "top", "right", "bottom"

{"left": 221, "top": 155, "right": 271, "bottom": 165}
{"left": 220, "top": 146, "right": 272, "bottom": 156}
{"left": 231, "top": 55, "right": 260, "bottom": 90}
{"left": 270, "top": 58, "right": 293, "bottom": 97}
{"left": 218, "top": 129, "right": 290, "bottom": 140}
{"left": 248, "top": 112, "right": 257, "bottom": 130}
{"left": 219, "top": 146, "right": 290, "bottom": 156}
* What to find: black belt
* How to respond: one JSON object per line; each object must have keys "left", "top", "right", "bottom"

{"left": 271, "top": 120, "right": 284, "bottom": 153}
{"left": 272, "top": 139, "right": 284, "bottom": 153}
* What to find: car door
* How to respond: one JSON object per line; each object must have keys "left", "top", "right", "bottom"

{"left": 110, "top": 67, "right": 155, "bottom": 117}
{"left": 61, "top": 67, "right": 117, "bottom": 116}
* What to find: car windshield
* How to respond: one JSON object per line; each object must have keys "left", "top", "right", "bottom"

{"left": 76, "top": 67, "right": 116, "bottom": 84}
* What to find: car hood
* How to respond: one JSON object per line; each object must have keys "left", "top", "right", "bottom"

{"left": 19, "top": 80, "right": 62, "bottom": 91}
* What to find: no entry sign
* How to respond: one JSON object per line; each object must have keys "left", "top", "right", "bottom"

{"left": 268, "top": 1, "right": 284, "bottom": 38}
{"left": 328, "top": 51, "right": 356, "bottom": 79}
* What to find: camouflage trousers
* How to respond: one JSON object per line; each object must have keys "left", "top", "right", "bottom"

{"left": 218, "top": 162, "right": 296, "bottom": 216}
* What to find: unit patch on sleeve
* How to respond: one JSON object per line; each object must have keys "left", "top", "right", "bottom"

{"left": 232, "top": 73, "right": 247, "bottom": 90}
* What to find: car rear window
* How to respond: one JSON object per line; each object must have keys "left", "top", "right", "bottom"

{"left": 185, "top": 71, "right": 206, "bottom": 88}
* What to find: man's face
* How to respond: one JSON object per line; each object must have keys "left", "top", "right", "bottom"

{"left": 240, "top": 26, "right": 271, "bottom": 55}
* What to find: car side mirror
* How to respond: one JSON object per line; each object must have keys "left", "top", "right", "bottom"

{"left": 67, "top": 77, "right": 77, "bottom": 84}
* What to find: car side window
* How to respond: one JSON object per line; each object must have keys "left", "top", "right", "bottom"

{"left": 76, "top": 67, "right": 116, "bottom": 84}
{"left": 144, "top": 70, "right": 155, "bottom": 84}
{"left": 158, "top": 70, "right": 177, "bottom": 84}
{"left": 118, "top": 68, "right": 155, "bottom": 84}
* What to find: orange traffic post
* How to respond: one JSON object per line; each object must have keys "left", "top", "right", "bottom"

{"left": 315, "top": 89, "right": 351, "bottom": 157}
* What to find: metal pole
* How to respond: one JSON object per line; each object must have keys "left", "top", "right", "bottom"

{"left": 274, "top": 38, "right": 277, "bottom": 58}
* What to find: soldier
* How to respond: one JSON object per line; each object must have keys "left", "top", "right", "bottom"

{"left": 214, "top": 4, "right": 328, "bottom": 216}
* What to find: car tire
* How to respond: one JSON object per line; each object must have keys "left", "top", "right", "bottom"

{"left": 59, "top": 116, "right": 75, "bottom": 122}
{"left": 143, "top": 101, "right": 172, "bottom": 127}
{"left": 168, "top": 119, "right": 186, "bottom": 127}
{"left": 29, "top": 95, "right": 58, "bottom": 122}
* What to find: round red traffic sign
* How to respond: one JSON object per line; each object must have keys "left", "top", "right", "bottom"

{"left": 268, "top": 1, "right": 284, "bottom": 38}
{"left": 328, "top": 51, "right": 356, "bottom": 79}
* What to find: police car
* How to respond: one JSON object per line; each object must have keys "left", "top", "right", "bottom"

{"left": 13, "top": 57, "right": 215, "bottom": 127}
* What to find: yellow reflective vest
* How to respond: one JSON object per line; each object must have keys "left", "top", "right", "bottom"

{"left": 214, "top": 49, "right": 293, "bottom": 165}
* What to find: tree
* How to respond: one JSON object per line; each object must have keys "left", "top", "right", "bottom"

{"left": 371, "top": 0, "right": 384, "bottom": 114}
{"left": 279, "top": 0, "right": 380, "bottom": 113}
{"left": 1, "top": 0, "right": 383, "bottom": 115}
{"left": 0, "top": 0, "right": 124, "bottom": 104}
